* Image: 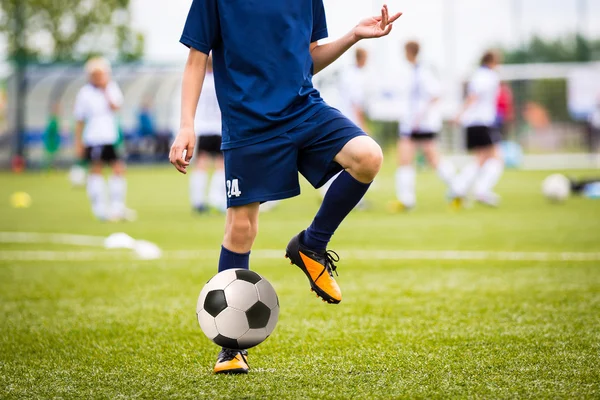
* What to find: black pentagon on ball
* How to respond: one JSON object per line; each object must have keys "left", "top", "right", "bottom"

{"left": 235, "top": 269, "right": 262, "bottom": 285}
{"left": 246, "top": 301, "right": 271, "bottom": 329}
{"left": 204, "top": 290, "right": 227, "bottom": 317}
{"left": 213, "top": 334, "right": 240, "bottom": 350}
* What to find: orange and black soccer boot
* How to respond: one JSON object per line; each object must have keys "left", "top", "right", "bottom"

{"left": 213, "top": 348, "right": 249, "bottom": 374}
{"left": 285, "top": 231, "right": 342, "bottom": 304}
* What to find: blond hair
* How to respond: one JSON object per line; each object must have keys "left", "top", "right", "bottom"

{"left": 85, "top": 57, "right": 111, "bottom": 76}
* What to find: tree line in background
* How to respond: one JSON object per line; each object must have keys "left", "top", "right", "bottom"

{"left": 501, "top": 35, "right": 600, "bottom": 125}
{"left": 502, "top": 34, "right": 600, "bottom": 64}
{"left": 0, "top": 0, "right": 144, "bottom": 63}
{"left": 1, "top": 2, "right": 599, "bottom": 66}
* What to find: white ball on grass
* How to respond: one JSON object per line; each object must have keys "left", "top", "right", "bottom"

{"left": 542, "top": 174, "right": 571, "bottom": 202}
{"left": 69, "top": 165, "right": 87, "bottom": 187}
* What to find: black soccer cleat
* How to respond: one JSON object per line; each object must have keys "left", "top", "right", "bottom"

{"left": 285, "top": 231, "right": 342, "bottom": 304}
{"left": 213, "top": 348, "right": 249, "bottom": 374}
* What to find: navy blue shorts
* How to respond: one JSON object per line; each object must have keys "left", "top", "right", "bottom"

{"left": 223, "top": 106, "right": 365, "bottom": 207}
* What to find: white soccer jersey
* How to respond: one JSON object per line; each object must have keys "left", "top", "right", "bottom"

{"left": 195, "top": 72, "right": 222, "bottom": 136}
{"left": 589, "top": 100, "right": 600, "bottom": 129}
{"left": 462, "top": 67, "right": 500, "bottom": 128}
{"left": 73, "top": 82, "right": 123, "bottom": 146}
{"left": 400, "top": 64, "right": 442, "bottom": 135}
{"left": 337, "top": 65, "right": 366, "bottom": 126}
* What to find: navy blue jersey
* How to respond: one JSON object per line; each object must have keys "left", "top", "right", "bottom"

{"left": 181, "top": 0, "right": 329, "bottom": 150}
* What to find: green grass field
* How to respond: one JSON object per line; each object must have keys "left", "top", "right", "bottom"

{"left": 1, "top": 163, "right": 599, "bottom": 399}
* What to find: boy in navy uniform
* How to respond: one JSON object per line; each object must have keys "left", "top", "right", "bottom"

{"left": 170, "top": 1, "right": 401, "bottom": 374}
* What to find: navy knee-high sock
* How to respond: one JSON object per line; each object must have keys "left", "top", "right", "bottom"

{"left": 303, "top": 171, "right": 371, "bottom": 252}
{"left": 218, "top": 245, "right": 250, "bottom": 272}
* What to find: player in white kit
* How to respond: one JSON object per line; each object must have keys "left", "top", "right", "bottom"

{"left": 189, "top": 56, "right": 226, "bottom": 213}
{"left": 320, "top": 48, "right": 369, "bottom": 200}
{"left": 336, "top": 48, "right": 369, "bottom": 132}
{"left": 392, "top": 41, "right": 455, "bottom": 211}
{"left": 74, "top": 57, "right": 135, "bottom": 221}
{"left": 452, "top": 51, "right": 503, "bottom": 207}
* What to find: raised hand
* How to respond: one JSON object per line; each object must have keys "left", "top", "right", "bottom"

{"left": 354, "top": 4, "right": 402, "bottom": 40}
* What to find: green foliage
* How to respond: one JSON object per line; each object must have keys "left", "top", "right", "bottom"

{"left": 503, "top": 34, "right": 600, "bottom": 64}
{"left": 0, "top": 0, "right": 145, "bottom": 63}
{"left": 116, "top": 27, "right": 145, "bottom": 63}
{"left": 367, "top": 120, "right": 399, "bottom": 148}
{"left": 510, "top": 79, "right": 571, "bottom": 123}
{"left": 529, "top": 79, "right": 570, "bottom": 121}
{"left": 500, "top": 34, "right": 598, "bottom": 124}
{"left": 0, "top": 167, "right": 599, "bottom": 398}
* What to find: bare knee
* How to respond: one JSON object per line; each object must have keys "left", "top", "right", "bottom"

{"left": 355, "top": 143, "right": 383, "bottom": 181}
{"left": 422, "top": 141, "right": 440, "bottom": 167}
{"left": 476, "top": 146, "right": 495, "bottom": 166}
{"left": 111, "top": 161, "right": 126, "bottom": 176}
{"left": 195, "top": 153, "right": 210, "bottom": 171}
{"left": 223, "top": 204, "right": 259, "bottom": 253}
{"left": 89, "top": 162, "right": 103, "bottom": 175}
{"left": 337, "top": 137, "right": 383, "bottom": 183}
{"left": 397, "top": 137, "right": 414, "bottom": 166}
{"left": 226, "top": 218, "right": 256, "bottom": 248}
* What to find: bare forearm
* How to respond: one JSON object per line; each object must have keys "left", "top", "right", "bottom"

{"left": 104, "top": 90, "right": 120, "bottom": 111}
{"left": 311, "top": 30, "right": 359, "bottom": 75}
{"left": 180, "top": 49, "right": 208, "bottom": 130}
{"left": 311, "top": 6, "right": 401, "bottom": 74}
{"left": 106, "top": 99, "right": 120, "bottom": 111}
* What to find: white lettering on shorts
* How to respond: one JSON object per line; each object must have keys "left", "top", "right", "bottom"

{"left": 226, "top": 179, "right": 242, "bottom": 198}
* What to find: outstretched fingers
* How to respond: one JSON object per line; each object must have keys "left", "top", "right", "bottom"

{"left": 388, "top": 12, "right": 402, "bottom": 24}
{"left": 380, "top": 5, "right": 389, "bottom": 30}
{"left": 378, "top": 5, "right": 401, "bottom": 34}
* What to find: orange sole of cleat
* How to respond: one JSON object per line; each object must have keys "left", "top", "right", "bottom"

{"left": 285, "top": 253, "right": 340, "bottom": 305}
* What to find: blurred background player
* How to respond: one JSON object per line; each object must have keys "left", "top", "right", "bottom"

{"left": 135, "top": 97, "right": 157, "bottom": 160}
{"left": 337, "top": 48, "right": 369, "bottom": 132}
{"left": 392, "top": 41, "right": 455, "bottom": 211}
{"left": 42, "top": 101, "right": 61, "bottom": 170}
{"left": 189, "top": 55, "right": 226, "bottom": 213}
{"left": 452, "top": 50, "right": 503, "bottom": 207}
{"left": 587, "top": 94, "right": 600, "bottom": 154}
{"left": 74, "top": 57, "right": 135, "bottom": 221}
{"left": 570, "top": 176, "right": 600, "bottom": 198}
{"left": 495, "top": 81, "right": 514, "bottom": 139}
{"left": 320, "top": 48, "right": 370, "bottom": 205}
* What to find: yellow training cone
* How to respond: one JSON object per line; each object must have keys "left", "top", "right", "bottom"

{"left": 10, "top": 192, "right": 32, "bottom": 208}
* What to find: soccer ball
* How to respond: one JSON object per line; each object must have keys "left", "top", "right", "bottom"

{"left": 69, "top": 165, "right": 86, "bottom": 187}
{"left": 197, "top": 269, "right": 279, "bottom": 350}
{"left": 542, "top": 174, "right": 571, "bottom": 202}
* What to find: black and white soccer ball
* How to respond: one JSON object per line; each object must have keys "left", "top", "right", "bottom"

{"left": 196, "top": 269, "right": 279, "bottom": 350}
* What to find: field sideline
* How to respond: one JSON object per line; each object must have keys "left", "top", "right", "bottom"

{"left": 1, "top": 164, "right": 599, "bottom": 398}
